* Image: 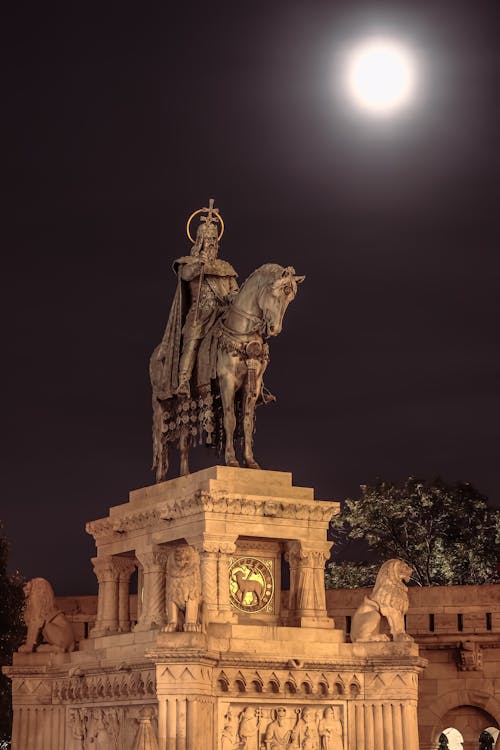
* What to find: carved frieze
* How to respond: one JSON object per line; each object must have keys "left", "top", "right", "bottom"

{"left": 159, "top": 490, "right": 337, "bottom": 523}
{"left": 112, "top": 509, "right": 163, "bottom": 533}
{"left": 220, "top": 703, "right": 345, "bottom": 750}
{"left": 53, "top": 668, "right": 156, "bottom": 704}
{"left": 214, "top": 667, "right": 363, "bottom": 700}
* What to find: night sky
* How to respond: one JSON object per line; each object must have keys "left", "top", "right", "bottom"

{"left": 3, "top": 1, "right": 499, "bottom": 595}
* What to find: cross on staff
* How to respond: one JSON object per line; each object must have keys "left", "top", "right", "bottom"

{"left": 193, "top": 198, "right": 218, "bottom": 326}
{"left": 199, "top": 197, "right": 219, "bottom": 226}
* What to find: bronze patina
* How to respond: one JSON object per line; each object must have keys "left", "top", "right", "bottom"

{"left": 150, "top": 199, "right": 303, "bottom": 479}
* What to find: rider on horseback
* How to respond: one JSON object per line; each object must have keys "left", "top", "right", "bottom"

{"left": 150, "top": 199, "right": 303, "bottom": 481}
{"left": 156, "top": 199, "right": 238, "bottom": 399}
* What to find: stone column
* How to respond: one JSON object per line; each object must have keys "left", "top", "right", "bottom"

{"left": 135, "top": 546, "right": 168, "bottom": 631}
{"left": 156, "top": 662, "right": 215, "bottom": 750}
{"left": 290, "top": 542, "right": 333, "bottom": 628}
{"left": 217, "top": 540, "right": 237, "bottom": 623}
{"left": 91, "top": 556, "right": 121, "bottom": 636}
{"left": 284, "top": 542, "right": 299, "bottom": 622}
{"left": 402, "top": 702, "right": 420, "bottom": 750}
{"left": 116, "top": 557, "right": 136, "bottom": 633}
{"left": 392, "top": 703, "right": 405, "bottom": 749}
{"left": 199, "top": 544, "right": 219, "bottom": 621}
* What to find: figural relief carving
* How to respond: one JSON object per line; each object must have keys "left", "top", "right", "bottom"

{"left": 221, "top": 704, "right": 344, "bottom": 750}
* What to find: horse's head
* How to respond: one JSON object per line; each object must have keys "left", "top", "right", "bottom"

{"left": 258, "top": 265, "right": 305, "bottom": 337}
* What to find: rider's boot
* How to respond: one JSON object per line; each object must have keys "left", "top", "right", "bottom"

{"left": 175, "top": 338, "right": 199, "bottom": 397}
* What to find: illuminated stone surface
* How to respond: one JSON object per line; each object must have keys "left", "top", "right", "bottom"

{"left": 5, "top": 467, "right": 425, "bottom": 749}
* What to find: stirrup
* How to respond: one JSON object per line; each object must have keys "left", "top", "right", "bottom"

{"left": 175, "top": 380, "right": 191, "bottom": 397}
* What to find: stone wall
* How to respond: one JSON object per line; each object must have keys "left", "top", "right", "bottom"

{"left": 324, "top": 584, "right": 500, "bottom": 750}
{"left": 56, "top": 582, "right": 500, "bottom": 750}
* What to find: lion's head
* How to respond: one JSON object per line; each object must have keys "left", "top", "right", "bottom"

{"left": 168, "top": 545, "right": 199, "bottom": 575}
{"left": 23, "top": 577, "right": 58, "bottom": 626}
{"left": 371, "top": 559, "right": 412, "bottom": 614}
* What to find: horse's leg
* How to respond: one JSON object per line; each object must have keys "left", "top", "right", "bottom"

{"left": 157, "top": 442, "right": 168, "bottom": 483}
{"left": 243, "top": 362, "right": 266, "bottom": 469}
{"left": 179, "top": 430, "right": 190, "bottom": 476}
{"left": 220, "top": 373, "right": 239, "bottom": 467}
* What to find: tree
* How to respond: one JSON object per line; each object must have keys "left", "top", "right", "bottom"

{"left": 327, "top": 477, "right": 500, "bottom": 588}
{"left": 0, "top": 522, "right": 25, "bottom": 745}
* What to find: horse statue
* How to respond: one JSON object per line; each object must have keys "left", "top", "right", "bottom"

{"left": 150, "top": 263, "right": 304, "bottom": 479}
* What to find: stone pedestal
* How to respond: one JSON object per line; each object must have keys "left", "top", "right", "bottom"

{"left": 5, "top": 467, "right": 426, "bottom": 749}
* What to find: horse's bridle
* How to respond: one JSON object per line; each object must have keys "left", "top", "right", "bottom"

{"left": 224, "top": 305, "right": 265, "bottom": 336}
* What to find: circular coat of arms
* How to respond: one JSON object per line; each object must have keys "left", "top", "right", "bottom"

{"left": 229, "top": 556, "right": 274, "bottom": 613}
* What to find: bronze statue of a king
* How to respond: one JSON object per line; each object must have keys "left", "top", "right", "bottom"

{"left": 150, "top": 198, "right": 303, "bottom": 481}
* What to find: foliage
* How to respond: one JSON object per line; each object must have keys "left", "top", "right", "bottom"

{"left": 0, "top": 522, "right": 25, "bottom": 745}
{"left": 325, "top": 560, "right": 379, "bottom": 589}
{"left": 327, "top": 477, "right": 500, "bottom": 588}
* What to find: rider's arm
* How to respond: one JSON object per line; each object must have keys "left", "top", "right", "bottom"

{"left": 225, "top": 276, "right": 239, "bottom": 301}
{"left": 180, "top": 262, "right": 203, "bottom": 282}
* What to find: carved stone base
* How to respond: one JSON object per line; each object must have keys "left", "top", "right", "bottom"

{"left": 5, "top": 467, "right": 427, "bottom": 749}
{"left": 297, "top": 615, "right": 335, "bottom": 629}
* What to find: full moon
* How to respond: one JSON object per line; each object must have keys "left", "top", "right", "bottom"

{"left": 344, "top": 37, "right": 417, "bottom": 116}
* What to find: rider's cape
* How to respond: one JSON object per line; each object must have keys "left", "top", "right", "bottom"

{"left": 150, "top": 256, "right": 237, "bottom": 401}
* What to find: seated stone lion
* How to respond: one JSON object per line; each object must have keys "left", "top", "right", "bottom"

{"left": 18, "top": 578, "right": 75, "bottom": 653}
{"left": 163, "top": 544, "right": 204, "bottom": 633}
{"left": 350, "top": 559, "right": 413, "bottom": 643}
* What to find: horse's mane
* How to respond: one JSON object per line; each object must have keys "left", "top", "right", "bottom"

{"left": 238, "top": 263, "right": 283, "bottom": 291}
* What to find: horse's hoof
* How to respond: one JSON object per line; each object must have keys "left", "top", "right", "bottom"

{"left": 226, "top": 458, "right": 240, "bottom": 468}
{"left": 245, "top": 459, "right": 260, "bottom": 470}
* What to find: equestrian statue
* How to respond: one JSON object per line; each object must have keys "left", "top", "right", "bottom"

{"left": 150, "top": 199, "right": 304, "bottom": 480}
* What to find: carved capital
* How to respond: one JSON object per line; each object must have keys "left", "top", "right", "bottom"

{"left": 285, "top": 542, "right": 331, "bottom": 567}
{"left": 114, "top": 557, "right": 136, "bottom": 581}
{"left": 136, "top": 546, "right": 168, "bottom": 570}
{"left": 92, "top": 556, "right": 119, "bottom": 583}
{"left": 218, "top": 541, "right": 237, "bottom": 555}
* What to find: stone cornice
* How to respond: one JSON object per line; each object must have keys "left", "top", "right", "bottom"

{"left": 86, "top": 510, "right": 165, "bottom": 542}
{"left": 159, "top": 490, "right": 338, "bottom": 523}
{"left": 86, "top": 490, "right": 338, "bottom": 543}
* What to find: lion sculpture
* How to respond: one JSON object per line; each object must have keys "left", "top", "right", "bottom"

{"left": 164, "top": 545, "right": 204, "bottom": 633}
{"left": 18, "top": 577, "right": 75, "bottom": 653}
{"left": 350, "top": 559, "right": 413, "bottom": 643}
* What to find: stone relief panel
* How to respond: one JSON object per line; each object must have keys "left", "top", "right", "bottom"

{"left": 219, "top": 703, "right": 345, "bottom": 750}
{"left": 68, "top": 707, "right": 122, "bottom": 749}
{"left": 67, "top": 704, "right": 158, "bottom": 750}
{"left": 229, "top": 556, "right": 275, "bottom": 614}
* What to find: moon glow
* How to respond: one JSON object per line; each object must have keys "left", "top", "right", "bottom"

{"left": 344, "top": 37, "right": 417, "bottom": 116}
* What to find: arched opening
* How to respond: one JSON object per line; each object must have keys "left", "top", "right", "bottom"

{"left": 440, "top": 727, "right": 463, "bottom": 749}
{"left": 480, "top": 728, "right": 499, "bottom": 749}
{"left": 439, "top": 707, "right": 499, "bottom": 750}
